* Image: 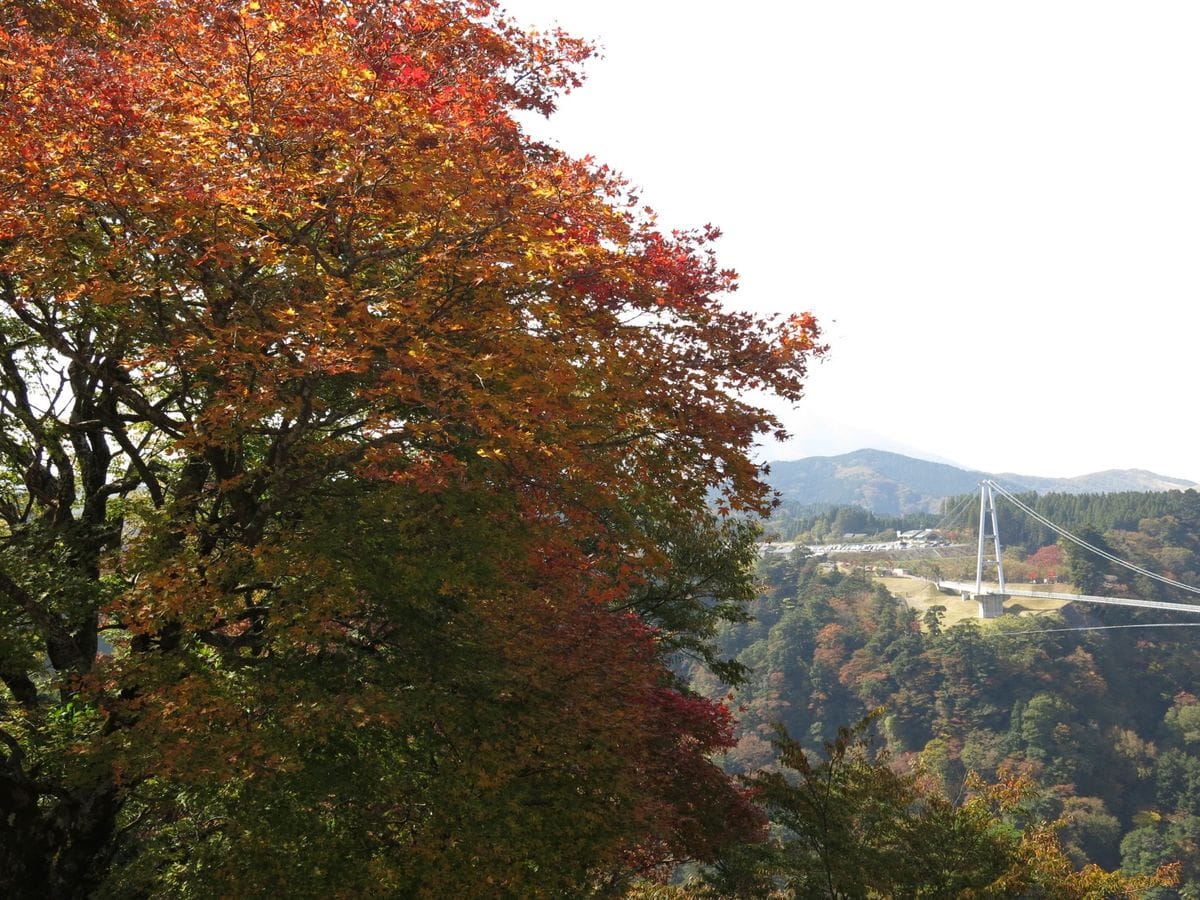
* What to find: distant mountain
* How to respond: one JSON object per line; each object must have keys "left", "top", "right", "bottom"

{"left": 995, "top": 468, "right": 1200, "bottom": 495}
{"left": 764, "top": 449, "right": 1199, "bottom": 515}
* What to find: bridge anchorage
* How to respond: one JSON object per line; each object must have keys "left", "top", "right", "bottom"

{"left": 935, "top": 480, "right": 1200, "bottom": 620}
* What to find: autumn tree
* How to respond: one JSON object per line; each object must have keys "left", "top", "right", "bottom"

{"left": 1026, "top": 543, "right": 1064, "bottom": 581}
{"left": 706, "top": 716, "right": 1178, "bottom": 899}
{"left": 0, "top": 0, "right": 823, "bottom": 894}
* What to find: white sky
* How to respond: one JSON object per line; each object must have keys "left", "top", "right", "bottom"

{"left": 501, "top": 1, "right": 1200, "bottom": 482}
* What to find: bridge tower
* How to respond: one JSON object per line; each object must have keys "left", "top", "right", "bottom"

{"left": 973, "top": 481, "right": 1007, "bottom": 618}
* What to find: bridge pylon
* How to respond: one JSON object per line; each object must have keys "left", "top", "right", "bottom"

{"left": 973, "top": 481, "right": 1007, "bottom": 618}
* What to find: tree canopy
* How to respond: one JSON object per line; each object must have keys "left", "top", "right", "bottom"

{"left": 0, "top": 1, "right": 824, "bottom": 894}
{"left": 708, "top": 716, "right": 1177, "bottom": 898}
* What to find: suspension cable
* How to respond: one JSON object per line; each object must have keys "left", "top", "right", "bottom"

{"left": 985, "top": 480, "right": 1200, "bottom": 596}
{"left": 935, "top": 491, "right": 977, "bottom": 535}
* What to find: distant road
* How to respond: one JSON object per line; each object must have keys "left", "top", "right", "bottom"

{"left": 760, "top": 540, "right": 970, "bottom": 557}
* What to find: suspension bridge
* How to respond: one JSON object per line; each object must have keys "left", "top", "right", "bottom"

{"left": 939, "top": 480, "right": 1200, "bottom": 619}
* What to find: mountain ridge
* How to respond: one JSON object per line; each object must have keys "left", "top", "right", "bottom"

{"left": 765, "top": 448, "right": 1199, "bottom": 515}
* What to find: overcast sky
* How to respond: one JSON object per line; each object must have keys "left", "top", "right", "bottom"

{"left": 501, "top": 1, "right": 1200, "bottom": 482}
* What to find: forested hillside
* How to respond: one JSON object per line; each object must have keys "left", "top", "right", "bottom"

{"left": 689, "top": 491, "right": 1200, "bottom": 893}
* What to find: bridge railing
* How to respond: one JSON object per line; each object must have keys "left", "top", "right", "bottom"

{"left": 936, "top": 580, "right": 1200, "bottom": 615}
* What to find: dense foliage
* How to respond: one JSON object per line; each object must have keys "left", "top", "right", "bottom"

{"left": 694, "top": 498, "right": 1200, "bottom": 895}
{"left": 0, "top": 1, "right": 825, "bottom": 894}
{"left": 706, "top": 716, "right": 1174, "bottom": 898}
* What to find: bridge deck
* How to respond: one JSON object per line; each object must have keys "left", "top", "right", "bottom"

{"left": 936, "top": 581, "right": 1200, "bottom": 615}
